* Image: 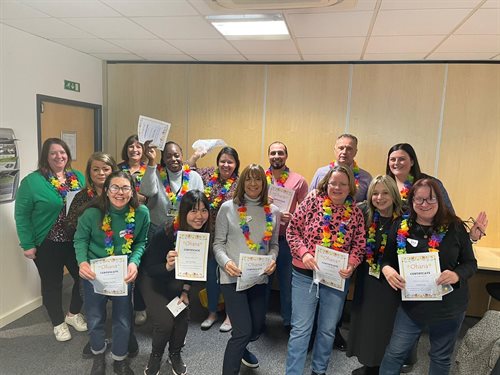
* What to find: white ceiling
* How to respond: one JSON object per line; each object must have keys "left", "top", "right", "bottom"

{"left": 1, "top": 0, "right": 499, "bottom": 62}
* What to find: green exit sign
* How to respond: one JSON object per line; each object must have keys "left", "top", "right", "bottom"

{"left": 64, "top": 80, "right": 80, "bottom": 92}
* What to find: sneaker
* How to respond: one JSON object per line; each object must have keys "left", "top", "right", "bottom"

{"left": 65, "top": 313, "right": 88, "bottom": 332}
{"left": 135, "top": 310, "right": 147, "bottom": 326}
{"left": 168, "top": 352, "right": 187, "bottom": 375}
{"left": 113, "top": 359, "right": 134, "bottom": 375}
{"left": 53, "top": 322, "right": 71, "bottom": 342}
{"left": 91, "top": 353, "right": 106, "bottom": 375}
{"left": 200, "top": 317, "right": 217, "bottom": 331}
{"left": 241, "top": 348, "right": 259, "bottom": 368}
{"left": 144, "top": 353, "right": 162, "bottom": 375}
{"left": 219, "top": 320, "right": 232, "bottom": 333}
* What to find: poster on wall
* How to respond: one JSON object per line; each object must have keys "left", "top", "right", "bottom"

{"left": 0, "top": 128, "right": 20, "bottom": 203}
{"left": 61, "top": 131, "right": 77, "bottom": 160}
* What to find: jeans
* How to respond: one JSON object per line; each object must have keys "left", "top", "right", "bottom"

{"left": 221, "top": 283, "right": 267, "bottom": 375}
{"left": 286, "top": 269, "right": 349, "bottom": 375}
{"left": 266, "top": 236, "right": 292, "bottom": 325}
{"left": 380, "top": 307, "right": 465, "bottom": 375}
{"left": 206, "top": 257, "right": 221, "bottom": 313}
{"left": 83, "top": 279, "right": 133, "bottom": 360}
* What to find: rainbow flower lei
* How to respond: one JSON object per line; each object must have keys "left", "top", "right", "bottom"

{"left": 87, "top": 188, "right": 96, "bottom": 198}
{"left": 397, "top": 214, "right": 447, "bottom": 255}
{"left": 321, "top": 195, "right": 353, "bottom": 250}
{"left": 265, "top": 167, "right": 289, "bottom": 187}
{"left": 330, "top": 160, "right": 360, "bottom": 188}
{"left": 47, "top": 170, "right": 81, "bottom": 201}
{"left": 158, "top": 164, "right": 191, "bottom": 205}
{"left": 121, "top": 163, "right": 146, "bottom": 191}
{"left": 238, "top": 203, "right": 273, "bottom": 253}
{"left": 400, "top": 174, "right": 414, "bottom": 201}
{"left": 204, "top": 168, "right": 236, "bottom": 210}
{"left": 365, "top": 211, "right": 394, "bottom": 272}
{"left": 102, "top": 206, "right": 136, "bottom": 256}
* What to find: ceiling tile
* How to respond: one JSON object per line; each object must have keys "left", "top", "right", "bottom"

{"left": 296, "top": 37, "right": 365, "bottom": 54}
{"left": 133, "top": 16, "right": 221, "bottom": 39}
{"left": 245, "top": 54, "right": 302, "bottom": 61}
{"left": 52, "top": 38, "right": 127, "bottom": 53}
{"left": 287, "top": 11, "right": 372, "bottom": 37}
{"left": 381, "top": 0, "right": 481, "bottom": 10}
{"left": 373, "top": 9, "right": 471, "bottom": 36}
{"left": 167, "top": 39, "right": 239, "bottom": 54}
{"left": 62, "top": 17, "right": 156, "bottom": 39}
{"left": 0, "top": 1, "right": 49, "bottom": 19}
{"left": 302, "top": 53, "right": 361, "bottom": 60}
{"left": 102, "top": 0, "right": 198, "bottom": 16}
{"left": 22, "top": 0, "right": 120, "bottom": 18}
{"left": 428, "top": 52, "right": 497, "bottom": 59}
{"left": 230, "top": 39, "right": 298, "bottom": 55}
{"left": 110, "top": 39, "right": 182, "bottom": 54}
{"left": 191, "top": 54, "right": 247, "bottom": 61}
{"left": 285, "top": 0, "right": 377, "bottom": 12}
{"left": 2, "top": 18, "right": 93, "bottom": 38}
{"left": 137, "top": 53, "right": 194, "bottom": 61}
{"left": 456, "top": 8, "right": 500, "bottom": 34}
{"left": 363, "top": 52, "right": 426, "bottom": 60}
{"left": 436, "top": 34, "right": 500, "bottom": 52}
{"left": 91, "top": 52, "right": 144, "bottom": 61}
{"left": 366, "top": 35, "right": 445, "bottom": 53}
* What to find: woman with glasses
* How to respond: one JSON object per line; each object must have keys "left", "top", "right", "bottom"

{"left": 285, "top": 165, "right": 366, "bottom": 375}
{"left": 75, "top": 171, "right": 150, "bottom": 375}
{"left": 380, "top": 178, "right": 477, "bottom": 375}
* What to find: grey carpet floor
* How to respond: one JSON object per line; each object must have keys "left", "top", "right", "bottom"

{"left": 0, "top": 280, "right": 475, "bottom": 375}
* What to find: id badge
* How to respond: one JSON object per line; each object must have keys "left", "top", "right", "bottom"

{"left": 369, "top": 267, "right": 380, "bottom": 279}
{"left": 167, "top": 208, "right": 178, "bottom": 217}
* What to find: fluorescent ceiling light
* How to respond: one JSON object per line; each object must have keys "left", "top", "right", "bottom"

{"left": 207, "top": 14, "right": 290, "bottom": 40}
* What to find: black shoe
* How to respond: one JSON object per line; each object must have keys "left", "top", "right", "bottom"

{"left": 84, "top": 339, "right": 111, "bottom": 359}
{"left": 128, "top": 334, "right": 139, "bottom": 358}
{"left": 144, "top": 353, "right": 162, "bottom": 375}
{"left": 241, "top": 348, "right": 259, "bottom": 368}
{"left": 352, "top": 366, "right": 367, "bottom": 375}
{"left": 90, "top": 353, "right": 106, "bottom": 375}
{"left": 401, "top": 364, "right": 413, "bottom": 373}
{"left": 334, "top": 328, "right": 347, "bottom": 351}
{"left": 168, "top": 352, "right": 187, "bottom": 375}
{"left": 113, "top": 359, "right": 134, "bottom": 375}
{"left": 311, "top": 372, "right": 325, "bottom": 375}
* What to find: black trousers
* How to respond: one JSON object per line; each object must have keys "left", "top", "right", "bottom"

{"left": 139, "top": 273, "right": 188, "bottom": 356}
{"left": 33, "top": 239, "right": 82, "bottom": 326}
{"left": 221, "top": 283, "right": 267, "bottom": 375}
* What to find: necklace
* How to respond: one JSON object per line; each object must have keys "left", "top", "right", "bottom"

{"left": 102, "top": 206, "right": 136, "bottom": 256}
{"left": 158, "top": 164, "right": 190, "bottom": 205}
{"left": 329, "top": 160, "right": 360, "bottom": 188}
{"left": 400, "top": 174, "right": 414, "bottom": 200}
{"left": 397, "top": 215, "right": 447, "bottom": 254}
{"left": 265, "top": 167, "right": 289, "bottom": 187}
{"left": 121, "top": 162, "right": 146, "bottom": 191}
{"left": 47, "top": 170, "right": 81, "bottom": 201}
{"left": 238, "top": 203, "right": 273, "bottom": 252}
{"left": 321, "top": 195, "right": 353, "bottom": 250}
{"left": 365, "top": 211, "right": 393, "bottom": 273}
{"left": 416, "top": 222, "right": 432, "bottom": 239}
{"left": 204, "top": 168, "right": 236, "bottom": 209}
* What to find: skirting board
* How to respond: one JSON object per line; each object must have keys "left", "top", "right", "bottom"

{"left": 0, "top": 297, "right": 42, "bottom": 329}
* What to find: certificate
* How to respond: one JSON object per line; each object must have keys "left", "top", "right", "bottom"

{"left": 398, "top": 252, "right": 442, "bottom": 301}
{"left": 166, "top": 296, "right": 187, "bottom": 317}
{"left": 268, "top": 184, "right": 295, "bottom": 213}
{"left": 137, "top": 115, "right": 171, "bottom": 151}
{"left": 236, "top": 253, "right": 272, "bottom": 291}
{"left": 175, "top": 231, "right": 210, "bottom": 281}
{"left": 90, "top": 255, "right": 128, "bottom": 296}
{"left": 313, "top": 245, "right": 349, "bottom": 291}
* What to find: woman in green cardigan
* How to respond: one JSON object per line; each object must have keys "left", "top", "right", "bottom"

{"left": 15, "top": 138, "right": 87, "bottom": 342}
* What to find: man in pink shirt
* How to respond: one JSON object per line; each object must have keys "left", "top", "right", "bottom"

{"left": 266, "top": 141, "right": 308, "bottom": 332}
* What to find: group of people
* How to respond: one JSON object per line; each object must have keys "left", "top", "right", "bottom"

{"left": 14, "top": 133, "right": 488, "bottom": 375}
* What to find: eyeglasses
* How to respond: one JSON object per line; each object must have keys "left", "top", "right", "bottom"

{"left": 108, "top": 185, "right": 132, "bottom": 193}
{"left": 464, "top": 217, "right": 487, "bottom": 238}
{"left": 413, "top": 197, "right": 438, "bottom": 205}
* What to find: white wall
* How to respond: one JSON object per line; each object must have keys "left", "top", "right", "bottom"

{"left": 0, "top": 24, "right": 103, "bottom": 328}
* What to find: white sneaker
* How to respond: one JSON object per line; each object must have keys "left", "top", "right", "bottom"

{"left": 65, "top": 313, "right": 88, "bottom": 332}
{"left": 135, "top": 310, "right": 147, "bottom": 325}
{"left": 54, "top": 322, "right": 72, "bottom": 341}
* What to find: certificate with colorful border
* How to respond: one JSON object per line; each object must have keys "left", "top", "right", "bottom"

{"left": 313, "top": 245, "right": 349, "bottom": 291}
{"left": 175, "top": 231, "right": 210, "bottom": 281}
{"left": 398, "top": 252, "right": 442, "bottom": 301}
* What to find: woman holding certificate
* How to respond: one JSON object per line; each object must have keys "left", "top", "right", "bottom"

{"left": 188, "top": 146, "right": 240, "bottom": 332}
{"left": 213, "top": 164, "right": 280, "bottom": 375}
{"left": 347, "top": 175, "right": 403, "bottom": 375}
{"left": 285, "top": 165, "right": 366, "bottom": 375}
{"left": 380, "top": 178, "right": 477, "bottom": 375}
{"left": 75, "top": 171, "right": 150, "bottom": 375}
{"left": 140, "top": 190, "right": 211, "bottom": 375}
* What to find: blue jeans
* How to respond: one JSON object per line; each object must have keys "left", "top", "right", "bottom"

{"left": 83, "top": 279, "right": 133, "bottom": 360}
{"left": 266, "top": 236, "right": 292, "bottom": 325}
{"left": 380, "top": 307, "right": 465, "bottom": 375}
{"left": 286, "top": 269, "right": 349, "bottom": 375}
{"left": 206, "top": 257, "right": 221, "bottom": 313}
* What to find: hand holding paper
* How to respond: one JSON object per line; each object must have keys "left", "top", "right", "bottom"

{"left": 137, "top": 115, "right": 171, "bottom": 151}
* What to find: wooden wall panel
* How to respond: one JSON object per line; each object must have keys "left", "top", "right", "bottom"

{"left": 349, "top": 64, "right": 445, "bottom": 178}
{"left": 439, "top": 64, "right": 500, "bottom": 247}
{"left": 187, "top": 64, "right": 266, "bottom": 170}
{"left": 265, "top": 65, "right": 350, "bottom": 182}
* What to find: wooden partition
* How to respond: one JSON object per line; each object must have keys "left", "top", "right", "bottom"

{"left": 106, "top": 62, "right": 499, "bottom": 247}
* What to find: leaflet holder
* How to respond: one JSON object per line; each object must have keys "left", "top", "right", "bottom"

{"left": 0, "top": 128, "right": 20, "bottom": 203}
